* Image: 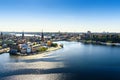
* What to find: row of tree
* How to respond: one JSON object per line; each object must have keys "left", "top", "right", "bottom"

{"left": 83, "top": 34, "right": 120, "bottom": 43}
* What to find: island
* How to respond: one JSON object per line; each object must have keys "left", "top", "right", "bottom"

{"left": 0, "top": 31, "right": 63, "bottom": 56}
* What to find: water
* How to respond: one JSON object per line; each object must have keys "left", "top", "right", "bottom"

{"left": 0, "top": 41, "right": 120, "bottom": 80}
{"left": 15, "top": 34, "right": 39, "bottom": 36}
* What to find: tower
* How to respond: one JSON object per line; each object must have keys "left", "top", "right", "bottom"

{"left": 22, "top": 31, "right": 24, "bottom": 39}
{"left": 41, "top": 30, "right": 44, "bottom": 42}
{"left": 1, "top": 32, "right": 3, "bottom": 39}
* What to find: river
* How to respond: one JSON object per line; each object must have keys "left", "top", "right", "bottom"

{"left": 0, "top": 41, "right": 120, "bottom": 80}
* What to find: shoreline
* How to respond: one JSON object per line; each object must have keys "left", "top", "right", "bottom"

{"left": 10, "top": 45, "right": 62, "bottom": 56}
{"left": 0, "top": 48, "right": 10, "bottom": 54}
{"left": 80, "top": 40, "right": 120, "bottom": 46}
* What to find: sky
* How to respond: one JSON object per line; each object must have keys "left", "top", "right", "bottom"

{"left": 0, "top": 0, "right": 120, "bottom": 32}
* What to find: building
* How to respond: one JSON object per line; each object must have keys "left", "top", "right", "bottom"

{"left": 21, "top": 48, "right": 27, "bottom": 54}
{"left": 86, "top": 31, "right": 93, "bottom": 39}
{"left": 47, "top": 41, "right": 52, "bottom": 46}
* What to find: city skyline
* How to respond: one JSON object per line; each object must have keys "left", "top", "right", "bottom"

{"left": 0, "top": 0, "right": 120, "bottom": 32}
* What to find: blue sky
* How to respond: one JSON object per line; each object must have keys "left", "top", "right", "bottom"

{"left": 0, "top": 0, "right": 120, "bottom": 32}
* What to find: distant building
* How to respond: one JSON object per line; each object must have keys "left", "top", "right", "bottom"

{"left": 86, "top": 31, "right": 93, "bottom": 39}
{"left": 87, "top": 31, "right": 91, "bottom": 34}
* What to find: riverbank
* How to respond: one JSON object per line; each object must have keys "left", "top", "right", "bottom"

{"left": 10, "top": 45, "right": 63, "bottom": 56}
{"left": 80, "top": 40, "right": 120, "bottom": 46}
{"left": 47, "top": 45, "right": 62, "bottom": 52}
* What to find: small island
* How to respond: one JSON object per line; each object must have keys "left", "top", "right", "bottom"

{"left": 0, "top": 31, "right": 63, "bottom": 56}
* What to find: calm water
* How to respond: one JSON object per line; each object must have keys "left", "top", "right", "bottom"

{"left": 0, "top": 41, "right": 120, "bottom": 80}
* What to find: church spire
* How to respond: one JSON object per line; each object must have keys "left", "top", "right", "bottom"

{"left": 41, "top": 30, "right": 44, "bottom": 42}
{"left": 1, "top": 32, "right": 3, "bottom": 40}
{"left": 22, "top": 31, "right": 24, "bottom": 39}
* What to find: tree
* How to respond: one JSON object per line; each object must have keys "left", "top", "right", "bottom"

{"left": 51, "top": 43, "right": 58, "bottom": 47}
